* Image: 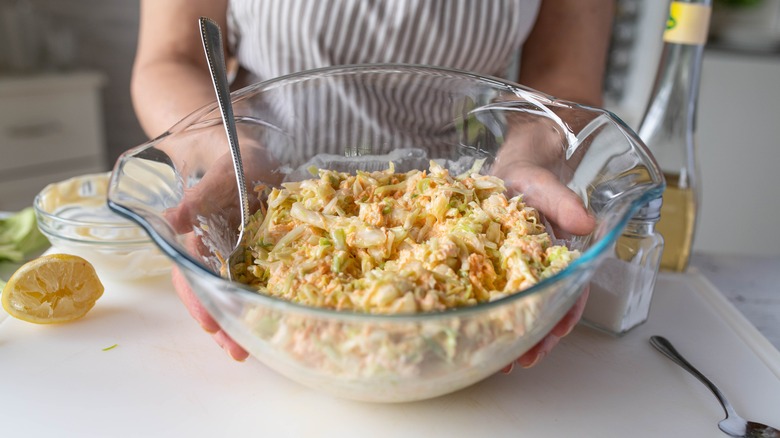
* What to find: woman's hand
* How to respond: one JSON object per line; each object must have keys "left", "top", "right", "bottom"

{"left": 493, "top": 117, "right": 596, "bottom": 371}
{"left": 161, "top": 131, "right": 278, "bottom": 362}
{"left": 502, "top": 287, "right": 590, "bottom": 372}
{"left": 172, "top": 265, "right": 249, "bottom": 361}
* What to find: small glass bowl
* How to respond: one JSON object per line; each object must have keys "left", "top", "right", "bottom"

{"left": 33, "top": 172, "right": 171, "bottom": 280}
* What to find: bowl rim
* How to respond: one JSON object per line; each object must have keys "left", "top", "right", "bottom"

{"left": 167, "top": 63, "right": 565, "bottom": 136}
{"left": 35, "top": 172, "right": 153, "bottom": 245}
{"left": 109, "top": 63, "right": 666, "bottom": 321}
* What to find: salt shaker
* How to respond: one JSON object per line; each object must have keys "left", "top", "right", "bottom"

{"left": 582, "top": 196, "right": 664, "bottom": 335}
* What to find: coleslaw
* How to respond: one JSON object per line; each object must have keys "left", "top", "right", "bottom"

{"left": 231, "top": 161, "right": 578, "bottom": 313}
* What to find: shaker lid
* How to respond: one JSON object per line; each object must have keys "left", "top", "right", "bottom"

{"left": 633, "top": 195, "right": 663, "bottom": 221}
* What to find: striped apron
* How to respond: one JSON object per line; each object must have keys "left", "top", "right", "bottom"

{"left": 225, "top": 0, "right": 541, "bottom": 167}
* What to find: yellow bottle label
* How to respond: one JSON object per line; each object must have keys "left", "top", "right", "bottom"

{"left": 664, "top": 2, "right": 711, "bottom": 45}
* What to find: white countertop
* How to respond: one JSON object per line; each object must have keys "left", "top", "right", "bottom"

{"left": 1, "top": 267, "right": 779, "bottom": 437}
{"left": 690, "top": 252, "right": 780, "bottom": 350}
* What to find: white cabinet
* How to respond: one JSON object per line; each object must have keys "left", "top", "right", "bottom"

{"left": 0, "top": 71, "right": 108, "bottom": 210}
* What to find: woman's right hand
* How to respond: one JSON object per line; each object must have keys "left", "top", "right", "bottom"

{"left": 171, "top": 265, "right": 249, "bottom": 361}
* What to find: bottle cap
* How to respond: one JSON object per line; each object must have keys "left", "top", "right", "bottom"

{"left": 664, "top": 2, "right": 711, "bottom": 46}
{"left": 632, "top": 196, "right": 663, "bottom": 221}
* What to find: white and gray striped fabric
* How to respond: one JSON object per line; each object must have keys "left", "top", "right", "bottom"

{"left": 225, "top": 0, "right": 542, "bottom": 167}
{"left": 227, "top": 0, "right": 539, "bottom": 82}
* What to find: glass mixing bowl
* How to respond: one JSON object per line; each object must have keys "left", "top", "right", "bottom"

{"left": 107, "top": 65, "right": 663, "bottom": 402}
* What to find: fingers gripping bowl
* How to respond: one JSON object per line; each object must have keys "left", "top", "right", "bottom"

{"left": 107, "top": 65, "right": 663, "bottom": 402}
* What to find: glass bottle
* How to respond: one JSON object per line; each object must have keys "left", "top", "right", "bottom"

{"left": 638, "top": 0, "right": 711, "bottom": 272}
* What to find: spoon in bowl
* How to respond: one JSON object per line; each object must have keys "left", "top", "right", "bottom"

{"left": 650, "top": 336, "right": 778, "bottom": 438}
{"left": 199, "top": 17, "right": 250, "bottom": 281}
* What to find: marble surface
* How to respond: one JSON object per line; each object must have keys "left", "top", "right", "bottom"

{"left": 690, "top": 252, "right": 780, "bottom": 350}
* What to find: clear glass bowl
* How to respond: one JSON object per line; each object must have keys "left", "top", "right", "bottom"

{"left": 34, "top": 172, "right": 171, "bottom": 280}
{"left": 107, "top": 65, "right": 663, "bottom": 402}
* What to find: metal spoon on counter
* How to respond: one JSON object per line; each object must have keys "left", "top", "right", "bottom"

{"left": 198, "top": 17, "right": 249, "bottom": 281}
{"left": 650, "top": 336, "right": 778, "bottom": 438}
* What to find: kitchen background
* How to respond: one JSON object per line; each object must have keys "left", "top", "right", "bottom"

{"left": 1, "top": 0, "right": 779, "bottom": 257}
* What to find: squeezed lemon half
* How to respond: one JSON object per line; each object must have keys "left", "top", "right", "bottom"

{"left": 1, "top": 254, "right": 104, "bottom": 324}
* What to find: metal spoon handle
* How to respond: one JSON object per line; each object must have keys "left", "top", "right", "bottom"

{"left": 199, "top": 17, "right": 249, "bottom": 242}
{"left": 650, "top": 335, "right": 740, "bottom": 420}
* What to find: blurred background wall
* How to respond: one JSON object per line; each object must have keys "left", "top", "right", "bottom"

{"left": 0, "top": 0, "right": 146, "bottom": 163}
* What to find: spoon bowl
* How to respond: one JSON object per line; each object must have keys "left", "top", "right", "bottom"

{"left": 650, "top": 336, "right": 779, "bottom": 438}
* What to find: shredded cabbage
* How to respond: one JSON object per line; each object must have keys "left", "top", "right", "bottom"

{"left": 229, "top": 161, "right": 578, "bottom": 314}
